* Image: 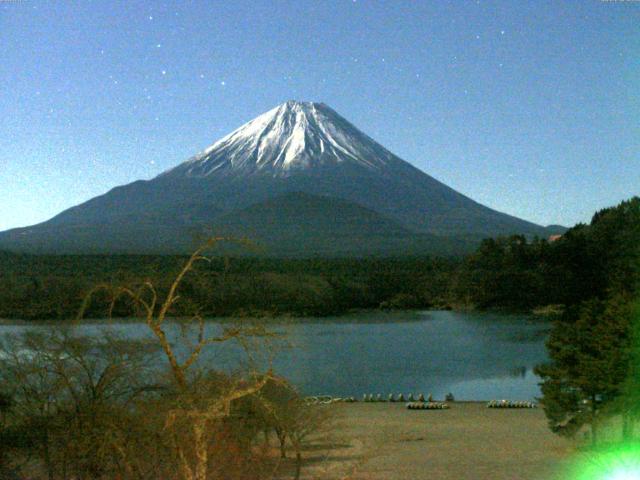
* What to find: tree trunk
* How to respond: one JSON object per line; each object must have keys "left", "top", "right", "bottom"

{"left": 43, "top": 428, "right": 54, "bottom": 480}
{"left": 174, "top": 433, "right": 195, "bottom": 480}
{"left": 591, "top": 395, "right": 598, "bottom": 446}
{"left": 194, "top": 418, "right": 208, "bottom": 480}
{"left": 623, "top": 412, "right": 631, "bottom": 441}
{"left": 626, "top": 412, "right": 636, "bottom": 440}
{"left": 275, "top": 428, "right": 287, "bottom": 458}
{"left": 294, "top": 451, "right": 302, "bottom": 480}
{"left": 62, "top": 450, "right": 68, "bottom": 480}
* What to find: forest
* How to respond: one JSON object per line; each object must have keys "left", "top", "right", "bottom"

{"left": 0, "top": 197, "right": 637, "bottom": 321}
{"left": 0, "top": 252, "right": 458, "bottom": 320}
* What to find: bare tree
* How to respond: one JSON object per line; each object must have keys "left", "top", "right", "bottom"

{"left": 79, "top": 237, "right": 281, "bottom": 480}
{"left": 0, "top": 329, "right": 160, "bottom": 480}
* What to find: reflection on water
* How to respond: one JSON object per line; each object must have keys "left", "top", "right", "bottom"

{"left": 0, "top": 310, "right": 550, "bottom": 400}
{"left": 510, "top": 366, "right": 528, "bottom": 378}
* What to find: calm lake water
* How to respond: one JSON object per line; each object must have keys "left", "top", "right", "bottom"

{"left": 0, "top": 310, "right": 550, "bottom": 401}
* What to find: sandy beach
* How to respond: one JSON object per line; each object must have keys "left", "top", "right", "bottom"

{"left": 296, "top": 402, "right": 575, "bottom": 480}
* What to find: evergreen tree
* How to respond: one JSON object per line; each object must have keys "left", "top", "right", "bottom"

{"left": 617, "top": 300, "right": 640, "bottom": 440}
{"left": 535, "top": 296, "right": 634, "bottom": 444}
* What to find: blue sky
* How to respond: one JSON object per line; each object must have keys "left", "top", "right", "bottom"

{"left": 1, "top": 0, "right": 638, "bottom": 231}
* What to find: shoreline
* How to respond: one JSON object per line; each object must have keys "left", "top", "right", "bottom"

{"left": 0, "top": 305, "right": 556, "bottom": 325}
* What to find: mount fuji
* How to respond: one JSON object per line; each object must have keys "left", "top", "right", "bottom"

{"left": 0, "top": 101, "right": 559, "bottom": 256}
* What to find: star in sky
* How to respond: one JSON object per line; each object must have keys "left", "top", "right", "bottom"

{"left": 1, "top": 0, "right": 635, "bottom": 232}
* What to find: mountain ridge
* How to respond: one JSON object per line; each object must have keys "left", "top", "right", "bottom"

{"left": 0, "top": 100, "right": 562, "bottom": 256}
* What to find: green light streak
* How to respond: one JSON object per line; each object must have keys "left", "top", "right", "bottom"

{"left": 567, "top": 443, "right": 640, "bottom": 480}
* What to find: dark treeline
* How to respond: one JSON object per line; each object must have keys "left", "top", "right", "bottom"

{"left": 452, "top": 197, "right": 640, "bottom": 310}
{"left": 0, "top": 196, "right": 638, "bottom": 321}
{"left": 0, "top": 253, "right": 458, "bottom": 320}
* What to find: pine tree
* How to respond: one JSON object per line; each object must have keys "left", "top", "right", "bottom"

{"left": 535, "top": 296, "right": 634, "bottom": 444}
{"left": 618, "top": 300, "right": 640, "bottom": 440}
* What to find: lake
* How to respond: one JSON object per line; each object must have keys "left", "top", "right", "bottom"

{"left": 0, "top": 310, "right": 550, "bottom": 401}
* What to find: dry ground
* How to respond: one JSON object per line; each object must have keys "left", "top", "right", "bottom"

{"left": 295, "top": 402, "right": 576, "bottom": 480}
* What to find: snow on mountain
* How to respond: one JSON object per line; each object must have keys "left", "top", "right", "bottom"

{"left": 163, "top": 100, "right": 399, "bottom": 178}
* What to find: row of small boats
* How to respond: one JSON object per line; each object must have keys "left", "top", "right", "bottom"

{"left": 303, "top": 396, "right": 537, "bottom": 408}
{"left": 486, "top": 400, "right": 537, "bottom": 408}
{"left": 406, "top": 402, "right": 450, "bottom": 410}
{"left": 305, "top": 394, "right": 440, "bottom": 404}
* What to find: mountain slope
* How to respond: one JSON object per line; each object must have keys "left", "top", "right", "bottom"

{"left": 0, "top": 193, "right": 477, "bottom": 256}
{"left": 0, "top": 101, "right": 556, "bottom": 256}
{"left": 208, "top": 192, "right": 478, "bottom": 256}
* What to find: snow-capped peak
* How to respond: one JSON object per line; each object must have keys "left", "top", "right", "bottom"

{"left": 163, "top": 101, "right": 399, "bottom": 178}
